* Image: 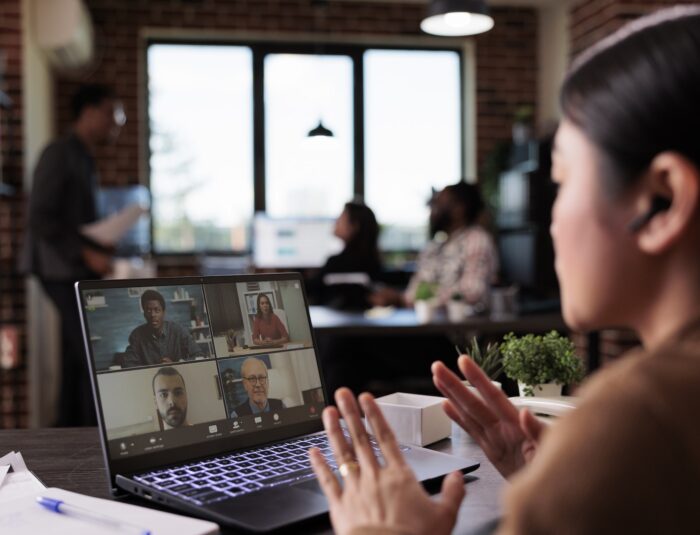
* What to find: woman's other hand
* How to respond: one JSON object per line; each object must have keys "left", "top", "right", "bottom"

{"left": 432, "top": 356, "right": 544, "bottom": 478}
{"left": 309, "top": 388, "right": 465, "bottom": 535}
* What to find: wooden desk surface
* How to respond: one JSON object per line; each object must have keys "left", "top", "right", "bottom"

{"left": 309, "top": 306, "right": 564, "bottom": 337}
{"left": 1, "top": 427, "right": 504, "bottom": 534}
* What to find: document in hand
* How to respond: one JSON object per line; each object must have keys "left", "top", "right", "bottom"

{"left": 81, "top": 203, "right": 148, "bottom": 247}
{"left": 0, "top": 451, "right": 219, "bottom": 535}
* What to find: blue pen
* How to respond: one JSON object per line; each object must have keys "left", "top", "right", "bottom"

{"left": 37, "top": 496, "right": 152, "bottom": 535}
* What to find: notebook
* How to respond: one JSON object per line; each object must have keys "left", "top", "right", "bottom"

{"left": 75, "top": 273, "right": 479, "bottom": 532}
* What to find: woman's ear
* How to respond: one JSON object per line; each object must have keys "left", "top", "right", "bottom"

{"left": 636, "top": 152, "right": 700, "bottom": 254}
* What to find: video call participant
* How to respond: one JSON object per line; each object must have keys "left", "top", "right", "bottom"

{"left": 121, "top": 290, "right": 203, "bottom": 368}
{"left": 229, "top": 357, "right": 285, "bottom": 418}
{"left": 371, "top": 181, "right": 498, "bottom": 311}
{"left": 152, "top": 367, "right": 190, "bottom": 430}
{"left": 252, "top": 294, "right": 289, "bottom": 345}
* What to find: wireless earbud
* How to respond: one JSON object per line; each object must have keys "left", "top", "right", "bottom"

{"left": 627, "top": 196, "right": 672, "bottom": 232}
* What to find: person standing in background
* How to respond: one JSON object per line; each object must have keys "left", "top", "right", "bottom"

{"left": 22, "top": 84, "right": 125, "bottom": 426}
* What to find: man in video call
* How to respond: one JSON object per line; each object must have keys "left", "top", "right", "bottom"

{"left": 121, "top": 289, "right": 203, "bottom": 368}
{"left": 152, "top": 367, "right": 190, "bottom": 430}
{"left": 229, "top": 357, "right": 285, "bottom": 418}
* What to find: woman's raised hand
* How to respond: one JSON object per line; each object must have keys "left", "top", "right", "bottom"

{"left": 432, "top": 356, "right": 544, "bottom": 478}
{"left": 309, "top": 388, "right": 465, "bottom": 535}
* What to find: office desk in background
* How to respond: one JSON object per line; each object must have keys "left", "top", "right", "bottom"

{"left": 309, "top": 306, "right": 568, "bottom": 395}
{"left": 309, "top": 306, "right": 566, "bottom": 337}
{"left": 0, "top": 428, "right": 504, "bottom": 534}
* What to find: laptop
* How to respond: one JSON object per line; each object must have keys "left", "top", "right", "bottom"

{"left": 75, "top": 273, "right": 479, "bottom": 532}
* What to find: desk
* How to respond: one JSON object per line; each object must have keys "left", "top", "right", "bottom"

{"left": 309, "top": 306, "right": 567, "bottom": 395}
{"left": 0, "top": 428, "right": 504, "bottom": 534}
{"left": 309, "top": 306, "right": 565, "bottom": 337}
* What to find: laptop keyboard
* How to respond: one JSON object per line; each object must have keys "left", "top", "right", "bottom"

{"left": 134, "top": 433, "right": 402, "bottom": 505}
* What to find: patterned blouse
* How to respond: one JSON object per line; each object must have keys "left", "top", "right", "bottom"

{"left": 405, "top": 226, "right": 499, "bottom": 309}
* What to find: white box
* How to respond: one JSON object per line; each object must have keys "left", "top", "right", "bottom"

{"left": 373, "top": 393, "right": 451, "bottom": 447}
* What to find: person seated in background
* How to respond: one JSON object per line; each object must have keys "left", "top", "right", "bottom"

{"left": 308, "top": 201, "right": 382, "bottom": 310}
{"left": 120, "top": 289, "right": 203, "bottom": 368}
{"left": 152, "top": 366, "right": 190, "bottom": 430}
{"left": 371, "top": 181, "right": 498, "bottom": 311}
{"left": 252, "top": 293, "right": 289, "bottom": 345}
{"left": 309, "top": 7, "right": 700, "bottom": 534}
{"left": 230, "top": 357, "right": 285, "bottom": 418}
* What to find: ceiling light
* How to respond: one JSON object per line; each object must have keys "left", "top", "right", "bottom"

{"left": 307, "top": 120, "right": 334, "bottom": 138}
{"left": 421, "top": 0, "right": 494, "bottom": 37}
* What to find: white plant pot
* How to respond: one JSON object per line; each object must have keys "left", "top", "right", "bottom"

{"left": 446, "top": 300, "right": 475, "bottom": 322}
{"left": 518, "top": 381, "right": 562, "bottom": 398}
{"left": 414, "top": 300, "right": 437, "bottom": 324}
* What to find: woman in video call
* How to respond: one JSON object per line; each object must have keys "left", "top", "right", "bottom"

{"left": 252, "top": 293, "right": 289, "bottom": 345}
{"left": 309, "top": 7, "right": 700, "bottom": 534}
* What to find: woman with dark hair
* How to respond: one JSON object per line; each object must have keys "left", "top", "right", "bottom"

{"left": 328, "top": 201, "right": 382, "bottom": 275}
{"left": 309, "top": 201, "right": 382, "bottom": 309}
{"left": 251, "top": 293, "right": 289, "bottom": 345}
{"left": 309, "top": 7, "right": 700, "bottom": 534}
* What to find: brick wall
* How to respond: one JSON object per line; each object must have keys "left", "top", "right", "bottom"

{"left": 53, "top": 1, "right": 539, "bottom": 187}
{"left": 570, "top": 0, "right": 699, "bottom": 56}
{"left": 0, "top": 0, "right": 27, "bottom": 428}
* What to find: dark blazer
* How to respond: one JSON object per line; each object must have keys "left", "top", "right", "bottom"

{"left": 232, "top": 397, "right": 285, "bottom": 417}
{"left": 21, "top": 133, "right": 102, "bottom": 281}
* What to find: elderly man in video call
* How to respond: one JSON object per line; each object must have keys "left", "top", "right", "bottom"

{"left": 121, "top": 289, "right": 203, "bottom": 368}
{"left": 230, "top": 357, "right": 285, "bottom": 418}
{"left": 152, "top": 367, "right": 190, "bottom": 430}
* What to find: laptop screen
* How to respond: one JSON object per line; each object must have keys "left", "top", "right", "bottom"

{"left": 78, "top": 275, "right": 326, "bottom": 464}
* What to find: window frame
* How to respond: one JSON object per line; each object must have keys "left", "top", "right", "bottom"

{"left": 144, "top": 37, "right": 465, "bottom": 255}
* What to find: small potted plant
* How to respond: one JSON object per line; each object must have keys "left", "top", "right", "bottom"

{"left": 501, "top": 331, "right": 584, "bottom": 397}
{"left": 447, "top": 292, "right": 475, "bottom": 322}
{"left": 413, "top": 281, "right": 438, "bottom": 324}
{"left": 452, "top": 337, "right": 503, "bottom": 443}
{"left": 461, "top": 336, "right": 503, "bottom": 387}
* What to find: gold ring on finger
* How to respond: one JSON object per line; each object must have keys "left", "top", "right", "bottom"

{"left": 338, "top": 460, "right": 360, "bottom": 478}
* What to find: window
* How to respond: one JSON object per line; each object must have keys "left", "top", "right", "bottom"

{"left": 364, "top": 50, "right": 462, "bottom": 251}
{"left": 148, "top": 44, "right": 253, "bottom": 253}
{"left": 147, "top": 42, "right": 463, "bottom": 254}
{"left": 265, "top": 53, "right": 354, "bottom": 217}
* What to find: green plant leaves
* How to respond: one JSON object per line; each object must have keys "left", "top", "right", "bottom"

{"left": 501, "top": 331, "right": 584, "bottom": 388}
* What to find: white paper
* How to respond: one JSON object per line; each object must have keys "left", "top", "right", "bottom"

{"left": 81, "top": 203, "right": 148, "bottom": 247}
{"left": 0, "top": 465, "right": 9, "bottom": 488}
{"left": 0, "top": 451, "right": 218, "bottom": 535}
{"left": 0, "top": 487, "right": 219, "bottom": 535}
{"left": 0, "top": 451, "right": 46, "bottom": 504}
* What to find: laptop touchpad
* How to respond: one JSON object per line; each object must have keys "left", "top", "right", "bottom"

{"left": 293, "top": 478, "right": 326, "bottom": 495}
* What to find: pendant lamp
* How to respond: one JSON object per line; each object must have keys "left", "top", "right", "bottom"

{"left": 421, "top": 0, "right": 494, "bottom": 37}
{"left": 307, "top": 120, "right": 334, "bottom": 138}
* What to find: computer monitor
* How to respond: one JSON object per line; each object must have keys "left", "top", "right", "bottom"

{"left": 252, "top": 214, "right": 343, "bottom": 269}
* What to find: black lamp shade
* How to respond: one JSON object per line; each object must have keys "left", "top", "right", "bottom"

{"left": 307, "top": 121, "right": 334, "bottom": 138}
